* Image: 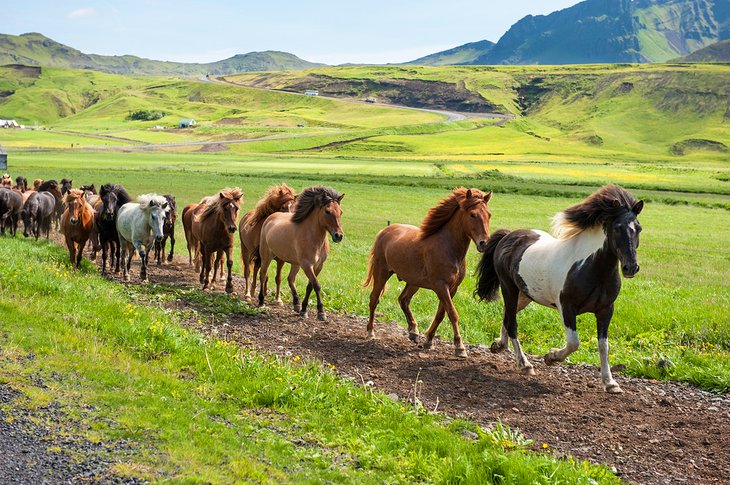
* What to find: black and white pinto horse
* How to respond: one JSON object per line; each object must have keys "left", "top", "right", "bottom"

{"left": 476, "top": 185, "right": 644, "bottom": 393}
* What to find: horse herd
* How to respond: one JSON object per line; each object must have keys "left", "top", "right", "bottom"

{"left": 1, "top": 174, "right": 644, "bottom": 393}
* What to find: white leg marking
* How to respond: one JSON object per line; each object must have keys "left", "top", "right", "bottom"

{"left": 599, "top": 338, "right": 622, "bottom": 393}
{"left": 511, "top": 338, "right": 534, "bottom": 375}
{"left": 490, "top": 324, "right": 509, "bottom": 353}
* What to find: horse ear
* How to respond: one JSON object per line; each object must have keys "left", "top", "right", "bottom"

{"left": 337, "top": 193, "right": 345, "bottom": 203}
{"left": 632, "top": 200, "right": 644, "bottom": 215}
{"left": 219, "top": 192, "right": 224, "bottom": 199}
{"left": 466, "top": 189, "right": 472, "bottom": 200}
{"left": 162, "top": 202, "right": 168, "bottom": 209}
{"left": 612, "top": 198, "right": 621, "bottom": 207}
{"left": 483, "top": 191, "right": 492, "bottom": 203}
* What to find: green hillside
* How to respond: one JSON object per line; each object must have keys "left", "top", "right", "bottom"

{"left": 676, "top": 39, "right": 730, "bottom": 62}
{"left": 406, "top": 40, "right": 495, "bottom": 66}
{"left": 0, "top": 32, "right": 324, "bottom": 76}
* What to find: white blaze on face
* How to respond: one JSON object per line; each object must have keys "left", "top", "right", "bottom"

{"left": 518, "top": 227, "right": 606, "bottom": 307}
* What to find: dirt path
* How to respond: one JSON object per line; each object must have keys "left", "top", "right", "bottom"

{"left": 56, "top": 237, "right": 730, "bottom": 484}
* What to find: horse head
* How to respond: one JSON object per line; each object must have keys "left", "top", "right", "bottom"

{"left": 606, "top": 199, "right": 644, "bottom": 278}
{"left": 0, "top": 174, "right": 11, "bottom": 188}
{"left": 318, "top": 192, "right": 345, "bottom": 243}
{"left": 277, "top": 185, "right": 297, "bottom": 213}
{"left": 217, "top": 190, "right": 242, "bottom": 234}
{"left": 143, "top": 195, "right": 169, "bottom": 242}
{"left": 460, "top": 188, "right": 492, "bottom": 253}
{"left": 101, "top": 190, "right": 119, "bottom": 221}
{"left": 60, "top": 178, "right": 73, "bottom": 195}
{"left": 64, "top": 189, "right": 86, "bottom": 226}
{"left": 163, "top": 195, "right": 177, "bottom": 229}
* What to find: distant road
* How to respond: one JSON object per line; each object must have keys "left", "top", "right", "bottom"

{"left": 197, "top": 76, "right": 513, "bottom": 123}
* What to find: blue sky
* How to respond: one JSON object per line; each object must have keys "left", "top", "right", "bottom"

{"left": 4, "top": 1, "right": 583, "bottom": 64}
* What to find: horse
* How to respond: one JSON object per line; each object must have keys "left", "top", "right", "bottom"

{"left": 182, "top": 203, "right": 201, "bottom": 269}
{"left": 14, "top": 176, "right": 28, "bottom": 193}
{"left": 0, "top": 187, "right": 22, "bottom": 236}
{"left": 60, "top": 189, "right": 95, "bottom": 268}
{"left": 475, "top": 185, "right": 644, "bottom": 393}
{"left": 0, "top": 174, "right": 11, "bottom": 189}
{"left": 117, "top": 194, "right": 168, "bottom": 282}
{"left": 258, "top": 186, "right": 344, "bottom": 321}
{"left": 37, "top": 180, "right": 63, "bottom": 230}
{"left": 33, "top": 179, "right": 44, "bottom": 190}
{"left": 239, "top": 184, "right": 296, "bottom": 300}
{"left": 365, "top": 188, "right": 492, "bottom": 357}
{"left": 21, "top": 191, "right": 55, "bottom": 240}
{"left": 60, "top": 178, "right": 73, "bottom": 195}
{"left": 191, "top": 188, "right": 242, "bottom": 293}
{"left": 97, "top": 184, "right": 132, "bottom": 275}
{"left": 154, "top": 195, "right": 177, "bottom": 265}
{"left": 79, "top": 184, "right": 96, "bottom": 195}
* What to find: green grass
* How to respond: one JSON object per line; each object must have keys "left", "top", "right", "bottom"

{"left": 0, "top": 237, "right": 618, "bottom": 483}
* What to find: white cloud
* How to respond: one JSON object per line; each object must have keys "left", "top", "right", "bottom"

{"left": 67, "top": 7, "right": 97, "bottom": 19}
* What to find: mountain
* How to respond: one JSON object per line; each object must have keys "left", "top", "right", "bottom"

{"left": 405, "top": 40, "right": 494, "bottom": 66}
{"left": 410, "top": 0, "right": 730, "bottom": 65}
{"left": 0, "top": 32, "right": 325, "bottom": 76}
{"left": 676, "top": 39, "right": 730, "bottom": 62}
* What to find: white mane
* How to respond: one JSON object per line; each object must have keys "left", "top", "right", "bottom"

{"left": 137, "top": 193, "right": 168, "bottom": 211}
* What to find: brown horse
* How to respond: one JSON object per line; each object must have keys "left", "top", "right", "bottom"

{"left": 60, "top": 189, "right": 95, "bottom": 268}
{"left": 258, "top": 186, "right": 344, "bottom": 321}
{"left": 364, "top": 188, "right": 492, "bottom": 357}
{"left": 0, "top": 174, "right": 11, "bottom": 189}
{"left": 239, "top": 184, "right": 297, "bottom": 300}
{"left": 191, "top": 188, "right": 243, "bottom": 293}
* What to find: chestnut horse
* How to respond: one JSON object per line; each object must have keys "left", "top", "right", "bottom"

{"left": 191, "top": 188, "right": 242, "bottom": 293}
{"left": 60, "top": 189, "right": 95, "bottom": 268}
{"left": 239, "top": 184, "right": 296, "bottom": 300}
{"left": 476, "top": 185, "right": 643, "bottom": 393}
{"left": 258, "top": 186, "right": 344, "bottom": 321}
{"left": 365, "top": 188, "right": 492, "bottom": 357}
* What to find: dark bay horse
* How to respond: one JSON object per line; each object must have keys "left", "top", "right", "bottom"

{"left": 365, "top": 188, "right": 492, "bottom": 357}
{"left": 0, "top": 188, "right": 22, "bottom": 236}
{"left": 476, "top": 185, "right": 644, "bottom": 393}
{"left": 21, "top": 191, "right": 55, "bottom": 240}
{"left": 239, "top": 184, "right": 296, "bottom": 300}
{"left": 60, "top": 178, "right": 73, "bottom": 195}
{"left": 191, "top": 188, "right": 242, "bottom": 293}
{"left": 154, "top": 195, "right": 177, "bottom": 265}
{"left": 97, "top": 184, "right": 132, "bottom": 275}
{"left": 14, "top": 176, "right": 28, "bottom": 192}
{"left": 259, "top": 186, "right": 344, "bottom": 320}
{"left": 60, "top": 189, "right": 95, "bottom": 268}
{"left": 37, "top": 180, "right": 63, "bottom": 230}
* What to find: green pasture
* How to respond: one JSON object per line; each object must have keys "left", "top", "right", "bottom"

{"left": 9, "top": 151, "right": 730, "bottom": 393}
{"left": 0, "top": 238, "right": 616, "bottom": 483}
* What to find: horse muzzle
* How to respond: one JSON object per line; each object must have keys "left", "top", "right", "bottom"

{"left": 70, "top": 218, "right": 79, "bottom": 226}
{"left": 621, "top": 263, "right": 640, "bottom": 278}
{"left": 228, "top": 225, "right": 237, "bottom": 234}
{"left": 331, "top": 231, "right": 344, "bottom": 243}
{"left": 476, "top": 239, "right": 488, "bottom": 253}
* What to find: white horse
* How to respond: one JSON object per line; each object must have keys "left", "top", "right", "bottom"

{"left": 116, "top": 194, "right": 168, "bottom": 282}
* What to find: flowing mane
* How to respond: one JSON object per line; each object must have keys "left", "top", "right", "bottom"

{"left": 419, "top": 187, "right": 488, "bottom": 240}
{"left": 99, "top": 183, "right": 132, "bottom": 206}
{"left": 250, "top": 184, "right": 296, "bottom": 226}
{"left": 137, "top": 193, "right": 169, "bottom": 211}
{"left": 195, "top": 187, "right": 243, "bottom": 222}
{"left": 63, "top": 188, "right": 85, "bottom": 207}
{"left": 292, "top": 186, "right": 341, "bottom": 223}
{"left": 551, "top": 185, "right": 639, "bottom": 239}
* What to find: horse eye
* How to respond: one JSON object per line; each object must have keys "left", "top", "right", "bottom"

{"left": 325, "top": 210, "right": 331, "bottom": 215}
{"left": 469, "top": 213, "right": 477, "bottom": 219}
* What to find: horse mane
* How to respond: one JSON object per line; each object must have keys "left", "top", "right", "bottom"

{"left": 37, "top": 180, "right": 59, "bottom": 192}
{"left": 137, "top": 193, "right": 169, "bottom": 211}
{"left": 163, "top": 194, "right": 177, "bottom": 212}
{"left": 100, "top": 184, "right": 132, "bottom": 206}
{"left": 551, "top": 185, "right": 639, "bottom": 239}
{"left": 419, "top": 187, "right": 488, "bottom": 240}
{"left": 63, "top": 188, "right": 85, "bottom": 207}
{"left": 292, "top": 186, "right": 341, "bottom": 223}
{"left": 33, "top": 179, "right": 44, "bottom": 190}
{"left": 250, "top": 184, "right": 296, "bottom": 226}
{"left": 196, "top": 187, "right": 243, "bottom": 222}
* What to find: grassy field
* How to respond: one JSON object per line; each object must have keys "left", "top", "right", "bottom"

{"left": 9, "top": 150, "right": 730, "bottom": 394}
{"left": 0, "top": 236, "right": 619, "bottom": 483}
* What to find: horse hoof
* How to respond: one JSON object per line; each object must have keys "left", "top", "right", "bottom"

{"left": 367, "top": 330, "right": 375, "bottom": 339}
{"left": 490, "top": 341, "right": 505, "bottom": 353}
{"left": 544, "top": 349, "right": 561, "bottom": 366}
{"left": 408, "top": 332, "right": 420, "bottom": 343}
{"left": 455, "top": 348, "right": 468, "bottom": 359}
{"left": 317, "top": 312, "right": 327, "bottom": 321}
{"left": 422, "top": 340, "right": 433, "bottom": 351}
{"left": 521, "top": 366, "right": 536, "bottom": 376}
{"left": 605, "top": 383, "right": 623, "bottom": 394}
{"left": 123, "top": 275, "right": 130, "bottom": 282}
{"left": 276, "top": 300, "right": 284, "bottom": 306}
{"left": 299, "top": 310, "right": 308, "bottom": 318}
{"left": 225, "top": 285, "right": 234, "bottom": 294}
{"left": 293, "top": 304, "right": 301, "bottom": 313}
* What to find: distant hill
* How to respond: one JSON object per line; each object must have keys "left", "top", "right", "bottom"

{"left": 676, "top": 39, "right": 730, "bottom": 62}
{"left": 405, "top": 40, "right": 494, "bottom": 66}
{"left": 0, "top": 32, "right": 325, "bottom": 76}
{"left": 411, "top": 0, "right": 730, "bottom": 65}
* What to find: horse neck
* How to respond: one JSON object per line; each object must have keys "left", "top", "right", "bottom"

{"left": 438, "top": 211, "right": 471, "bottom": 260}
{"left": 301, "top": 209, "right": 329, "bottom": 240}
{"left": 572, "top": 227, "right": 618, "bottom": 279}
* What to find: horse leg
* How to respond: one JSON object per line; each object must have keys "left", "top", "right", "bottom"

{"left": 241, "top": 246, "right": 251, "bottom": 300}
{"left": 544, "top": 304, "right": 579, "bottom": 365}
{"left": 398, "top": 283, "right": 421, "bottom": 342}
{"left": 101, "top": 238, "right": 108, "bottom": 276}
{"left": 155, "top": 238, "right": 162, "bottom": 266}
{"left": 421, "top": 302, "right": 445, "bottom": 350}
{"left": 596, "top": 304, "right": 622, "bottom": 394}
{"left": 365, "top": 262, "right": 391, "bottom": 339}
{"left": 274, "top": 260, "right": 284, "bottom": 305}
{"left": 287, "top": 264, "right": 301, "bottom": 313}
{"left": 201, "top": 249, "right": 213, "bottom": 290}
{"left": 258, "top": 251, "right": 273, "bottom": 307}
{"left": 133, "top": 240, "right": 147, "bottom": 282}
{"left": 76, "top": 238, "right": 88, "bottom": 268}
{"left": 66, "top": 236, "right": 76, "bottom": 267}
{"left": 301, "top": 264, "right": 326, "bottom": 321}
{"left": 225, "top": 247, "right": 234, "bottom": 294}
{"left": 211, "top": 251, "right": 223, "bottom": 291}
{"left": 167, "top": 232, "right": 175, "bottom": 262}
{"left": 501, "top": 283, "right": 534, "bottom": 375}
{"left": 424, "top": 286, "right": 468, "bottom": 358}
{"left": 491, "top": 292, "right": 530, "bottom": 353}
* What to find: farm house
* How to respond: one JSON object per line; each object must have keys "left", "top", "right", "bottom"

{"left": 178, "top": 118, "right": 196, "bottom": 128}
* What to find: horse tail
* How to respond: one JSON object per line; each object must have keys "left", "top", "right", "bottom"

{"left": 475, "top": 229, "right": 510, "bottom": 302}
{"left": 363, "top": 243, "right": 380, "bottom": 288}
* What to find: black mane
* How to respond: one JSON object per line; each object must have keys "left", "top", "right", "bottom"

{"left": 292, "top": 186, "right": 341, "bottom": 223}
{"left": 100, "top": 183, "right": 132, "bottom": 206}
{"left": 555, "top": 185, "right": 638, "bottom": 237}
{"left": 37, "top": 179, "right": 59, "bottom": 192}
